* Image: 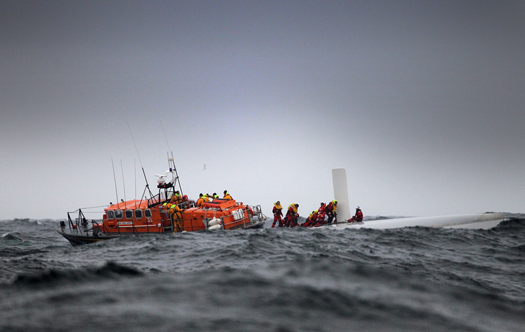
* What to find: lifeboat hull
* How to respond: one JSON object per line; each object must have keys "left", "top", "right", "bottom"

{"left": 57, "top": 230, "right": 115, "bottom": 246}
{"left": 59, "top": 198, "right": 267, "bottom": 246}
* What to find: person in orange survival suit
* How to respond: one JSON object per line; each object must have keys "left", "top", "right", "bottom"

{"left": 196, "top": 193, "right": 204, "bottom": 207}
{"left": 203, "top": 193, "right": 210, "bottom": 203}
{"left": 349, "top": 206, "right": 363, "bottom": 223}
{"left": 164, "top": 202, "right": 183, "bottom": 232}
{"left": 170, "top": 191, "right": 182, "bottom": 205}
{"left": 271, "top": 201, "right": 284, "bottom": 228}
{"left": 285, "top": 203, "right": 299, "bottom": 227}
{"left": 223, "top": 190, "right": 233, "bottom": 200}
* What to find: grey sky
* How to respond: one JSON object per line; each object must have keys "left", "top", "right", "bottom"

{"left": 1, "top": 0, "right": 524, "bottom": 219}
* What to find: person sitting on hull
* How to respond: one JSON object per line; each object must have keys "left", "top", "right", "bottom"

{"left": 301, "top": 210, "right": 318, "bottom": 228}
{"left": 272, "top": 201, "right": 284, "bottom": 228}
{"left": 285, "top": 203, "right": 299, "bottom": 227}
{"left": 326, "top": 200, "right": 337, "bottom": 223}
{"left": 314, "top": 203, "right": 327, "bottom": 227}
{"left": 349, "top": 206, "right": 363, "bottom": 223}
{"left": 223, "top": 190, "right": 233, "bottom": 200}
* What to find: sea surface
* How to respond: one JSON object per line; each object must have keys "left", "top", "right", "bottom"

{"left": 1, "top": 214, "right": 524, "bottom": 332}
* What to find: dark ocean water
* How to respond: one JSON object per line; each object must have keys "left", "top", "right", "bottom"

{"left": 1, "top": 215, "right": 524, "bottom": 332}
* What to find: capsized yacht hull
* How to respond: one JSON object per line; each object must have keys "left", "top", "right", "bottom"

{"left": 329, "top": 213, "right": 505, "bottom": 230}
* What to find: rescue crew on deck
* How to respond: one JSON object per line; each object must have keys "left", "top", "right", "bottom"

{"left": 164, "top": 202, "right": 183, "bottom": 232}
{"left": 196, "top": 193, "right": 204, "bottom": 207}
{"left": 223, "top": 190, "right": 233, "bottom": 200}
{"left": 170, "top": 190, "right": 182, "bottom": 205}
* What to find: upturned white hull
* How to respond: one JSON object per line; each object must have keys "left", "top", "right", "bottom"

{"left": 330, "top": 213, "right": 505, "bottom": 230}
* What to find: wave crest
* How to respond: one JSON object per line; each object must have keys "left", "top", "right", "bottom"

{"left": 13, "top": 261, "right": 142, "bottom": 287}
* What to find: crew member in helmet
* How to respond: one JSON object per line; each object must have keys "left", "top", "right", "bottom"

{"left": 272, "top": 201, "right": 284, "bottom": 228}
{"left": 223, "top": 190, "right": 233, "bottom": 200}
{"left": 181, "top": 195, "right": 189, "bottom": 209}
{"left": 349, "top": 206, "right": 363, "bottom": 223}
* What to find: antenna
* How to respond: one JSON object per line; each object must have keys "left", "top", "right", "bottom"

{"left": 128, "top": 122, "right": 143, "bottom": 167}
{"left": 111, "top": 158, "right": 120, "bottom": 208}
{"left": 120, "top": 159, "right": 127, "bottom": 203}
{"left": 127, "top": 122, "right": 152, "bottom": 197}
{"left": 160, "top": 121, "right": 172, "bottom": 153}
{"left": 160, "top": 121, "right": 184, "bottom": 197}
{"left": 134, "top": 159, "right": 137, "bottom": 208}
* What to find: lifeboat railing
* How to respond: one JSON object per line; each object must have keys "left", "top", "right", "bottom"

{"left": 147, "top": 193, "right": 166, "bottom": 208}
{"left": 66, "top": 209, "right": 88, "bottom": 234}
{"left": 65, "top": 209, "right": 105, "bottom": 236}
{"left": 217, "top": 206, "right": 250, "bottom": 230}
{"left": 201, "top": 203, "right": 265, "bottom": 230}
{"left": 248, "top": 205, "right": 267, "bottom": 221}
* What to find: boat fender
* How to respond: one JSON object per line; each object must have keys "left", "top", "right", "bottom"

{"left": 208, "top": 224, "right": 222, "bottom": 231}
{"left": 208, "top": 217, "right": 221, "bottom": 226}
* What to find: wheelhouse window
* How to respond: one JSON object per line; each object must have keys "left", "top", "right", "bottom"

{"left": 145, "top": 209, "right": 152, "bottom": 218}
{"left": 135, "top": 209, "right": 143, "bottom": 219}
{"left": 107, "top": 210, "right": 115, "bottom": 219}
{"left": 125, "top": 209, "right": 133, "bottom": 219}
{"left": 115, "top": 209, "right": 123, "bottom": 219}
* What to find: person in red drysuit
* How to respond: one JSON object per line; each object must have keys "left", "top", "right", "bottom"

{"left": 325, "top": 200, "right": 337, "bottom": 223}
{"left": 349, "top": 206, "right": 363, "bottom": 223}
{"left": 301, "top": 211, "right": 318, "bottom": 227}
{"left": 313, "top": 203, "right": 327, "bottom": 227}
{"left": 284, "top": 203, "right": 299, "bottom": 227}
{"left": 271, "top": 201, "right": 284, "bottom": 228}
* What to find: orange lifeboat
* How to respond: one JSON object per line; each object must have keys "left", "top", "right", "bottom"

{"left": 58, "top": 158, "right": 266, "bottom": 245}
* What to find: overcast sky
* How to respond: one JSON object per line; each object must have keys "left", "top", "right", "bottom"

{"left": 1, "top": 0, "right": 524, "bottom": 220}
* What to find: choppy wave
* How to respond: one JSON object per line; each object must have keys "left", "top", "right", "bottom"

{"left": 12, "top": 261, "right": 143, "bottom": 287}
{"left": 0, "top": 215, "right": 524, "bottom": 331}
